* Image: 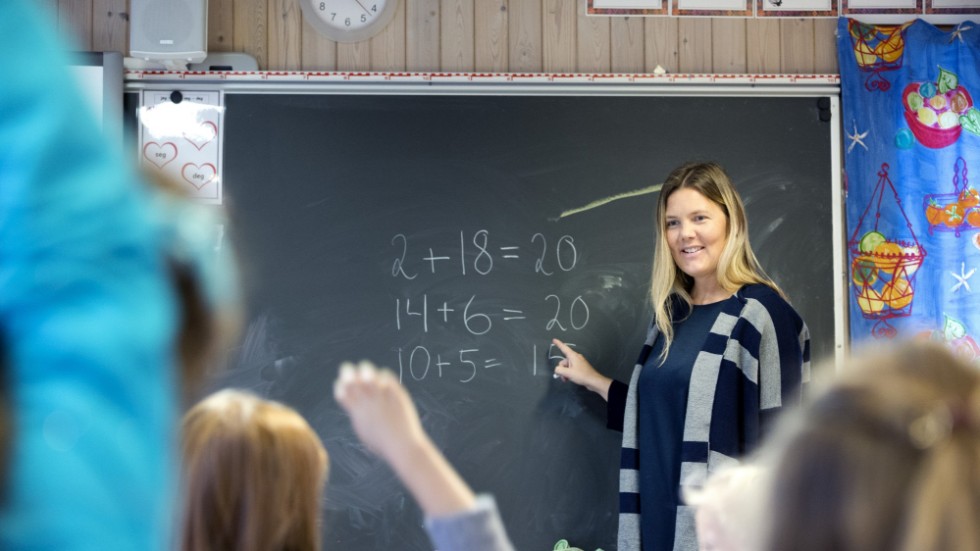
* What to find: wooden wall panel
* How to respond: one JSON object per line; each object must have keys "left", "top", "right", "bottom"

{"left": 712, "top": 19, "right": 746, "bottom": 73}
{"left": 543, "top": 0, "right": 576, "bottom": 72}
{"left": 372, "top": 0, "right": 407, "bottom": 70}
{"left": 302, "top": 21, "right": 338, "bottom": 70}
{"left": 611, "top": 16, "right": 644, "bottom": 73}
{"left": 269, "top": 0, "right": 302, "bottom": 70}
{"left": 780, "top": 18, "right": 815, "bottom": 73}
{"left": 509, "top": 0, "right": 542, "bottom": 72}
{"left": 92, "top": 0, "right": 128, "bottom": 54}
{"left": 813, "top": 18, "right": 839, "bottom": 74}
{"left": 475, "top": 0, "right": 508, "bottom": 72}
{"left": 577, "top": 0, "right": 610, "bottom": 72}
{"left": 441, "top": 0, "right": 474, "bottom": 71}
{"left": 678, "top": 18, "right": 711, "bottom": 72}
{"left": 208, "top": 0, "right": 235, "bottom": 53}
{"left": 337, "top": 41, "right": 371, "bottom": 71}
{"left": 746, "top": 19, "right": 781, "bottom": 73}
{"left": 57, "top": 2, "right": 844, "bottom": 75}
{"left": 300, "top": 21, "right": 337, "bottom": 71}
{"left": 234, "top": 0, "right": 268, "bottom": 70}
{"left": 644, "top": 17, "right": 678, "bottom": 72}
{"left": 407, "top": 0, "right": 441, "bottom": 71}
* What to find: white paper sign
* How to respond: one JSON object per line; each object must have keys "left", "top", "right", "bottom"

{"left": 138, "top": 91, "right": 224, "bottom": 204}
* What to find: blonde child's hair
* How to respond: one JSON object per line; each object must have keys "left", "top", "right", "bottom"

{"left": 759, "top": 341, "right": 980, "bottom": 551}
{"left": 180, "top": 389, "right": 329, "bottom": 551}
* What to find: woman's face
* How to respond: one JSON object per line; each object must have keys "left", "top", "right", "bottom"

{"left": 664, "top": 188, "right": 729, "bottom": 288}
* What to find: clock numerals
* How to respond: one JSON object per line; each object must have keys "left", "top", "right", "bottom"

{"left": 302, "top": 0, "right": 397, "bottom": 42}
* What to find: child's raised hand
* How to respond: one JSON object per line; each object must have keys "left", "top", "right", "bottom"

{"left": 334, "top": 360, "right": 426, "bottom": 462}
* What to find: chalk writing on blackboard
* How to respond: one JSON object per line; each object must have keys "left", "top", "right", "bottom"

{"left": 393, "top": 342, "right": 580, "bottom": 383}
{"left": 392, "top": 231, "right": 580, "bottom": 278}
{"left": 394, "top": 294, "right": 590, "bottom": 335}
{"left": 390, "top": 230, "right": 591, "bottom": 383}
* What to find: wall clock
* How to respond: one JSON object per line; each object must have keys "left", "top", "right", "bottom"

{"left": 299, "top": 0, "right": 399, "bottom": 43}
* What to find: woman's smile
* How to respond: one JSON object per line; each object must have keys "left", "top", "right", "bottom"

{"left": 665, "top": 188, "right": 729, "bottom": 288}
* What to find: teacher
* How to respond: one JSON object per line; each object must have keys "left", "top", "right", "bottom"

{"left": 553, "top": 161, "right": 809, "bottom": 551}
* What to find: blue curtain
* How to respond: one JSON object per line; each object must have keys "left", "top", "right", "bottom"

{"left": 838, "top": 17, "right": 980, "bottom": 360}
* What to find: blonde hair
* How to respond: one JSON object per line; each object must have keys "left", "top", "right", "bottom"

{"left": 180, "top": 389, "right": 329, "bottom": 551}
{"left": 649, "top": 162, "right": 782, "bottom": 362}
{"left": 760, "top": 342, "right": 980, "bottom": 551}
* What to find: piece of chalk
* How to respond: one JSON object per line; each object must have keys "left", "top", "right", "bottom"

{"left": 553, "top": 373, "right": 559, "bottom": 379}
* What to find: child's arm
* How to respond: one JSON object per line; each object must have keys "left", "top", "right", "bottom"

{"left": 334, "top": 361, "right": 475, "bottom": 516}
{"left": 334, "top": 361, "right": 516, "bottom": 551}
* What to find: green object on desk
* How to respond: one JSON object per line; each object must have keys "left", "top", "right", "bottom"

{"left": 553, "top": 539, "right": 604, "bottom": 551}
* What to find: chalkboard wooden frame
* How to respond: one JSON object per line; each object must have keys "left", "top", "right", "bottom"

{"left": 126, "top": 74, "right": 845, "bottom": 551}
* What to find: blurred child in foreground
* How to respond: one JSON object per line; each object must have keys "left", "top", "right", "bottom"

{"left": 0, "top": 2, "right": 238, "bottom": 547}
{"left": 758, "top": 342, "right": 980, "bottom": 551}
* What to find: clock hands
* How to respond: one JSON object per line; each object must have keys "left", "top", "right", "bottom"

{"left": 353, "top": 0, "right": 371, "bottom": 15}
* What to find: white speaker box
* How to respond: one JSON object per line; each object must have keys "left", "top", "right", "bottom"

{"left": 130, "top": 0, "right": 207, "bottom": 63}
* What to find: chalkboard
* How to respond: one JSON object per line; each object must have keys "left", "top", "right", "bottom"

{"left": 126, "top": 84, "right": 840, "bottom": 551}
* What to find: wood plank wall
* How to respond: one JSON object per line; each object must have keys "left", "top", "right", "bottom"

{"left": 40, "top": 0, "right": 839, "bottom": 74}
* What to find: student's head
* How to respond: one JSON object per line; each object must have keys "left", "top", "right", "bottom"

{"left": 759, "top": 342, "right": 980, "bottom": 551}
{"left": 180, "top": 389, "right": 329, "bottom": 551}
{"left": 684, "top": 464, "right": 766, "bottom": 551}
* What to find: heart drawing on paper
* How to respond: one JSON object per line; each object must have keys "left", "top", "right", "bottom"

{"left": 184, "top": 121, "right": 218, "bottom": 150}
{"left": 181, "top": 162, "right": 218, "bottom": 190}
{"left": 142, "top": 142, "right": 178, "bottom": 168}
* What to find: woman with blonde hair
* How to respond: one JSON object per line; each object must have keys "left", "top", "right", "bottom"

{"left": 553, "top": 161, "right": 809, "bottom": 551}
{"left": 180, "top": 390, "right": 329, "bottom": 551}
{"left": 759, "top": 341, "right": 980, "bottom": 551}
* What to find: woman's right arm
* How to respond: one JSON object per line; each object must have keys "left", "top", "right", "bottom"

{"left": 552, "top": 338, "right": 614, "bottom": 402}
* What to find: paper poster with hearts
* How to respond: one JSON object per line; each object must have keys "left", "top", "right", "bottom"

{"left": 138, "top": 90, "right": 224, "bottom": 204}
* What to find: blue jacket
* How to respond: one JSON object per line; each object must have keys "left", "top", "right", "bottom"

{"left": 0, "top": 2, "right": 178, "bottom": 549}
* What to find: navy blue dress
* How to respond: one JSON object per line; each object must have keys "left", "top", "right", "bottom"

{"left": 637, "top": 300, "right": 727, "bottom": 551}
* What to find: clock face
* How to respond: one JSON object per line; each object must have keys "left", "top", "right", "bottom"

{"left": 300, "top": 0, "right": 398, "bottom": 43}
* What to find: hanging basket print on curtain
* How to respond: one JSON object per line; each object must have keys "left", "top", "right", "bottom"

{"left": 849, "top": 163, "right": 927, "bottom": 338}
{"left": 848, "top": 20, "right": 907, "bottom": 92}
{"left": 924, "top": 157, "right": 980, "bottom": 238}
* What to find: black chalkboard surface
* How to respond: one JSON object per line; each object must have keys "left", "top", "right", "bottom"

{"left": 128, "top": 87, "right": 839, "bottom": 551}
